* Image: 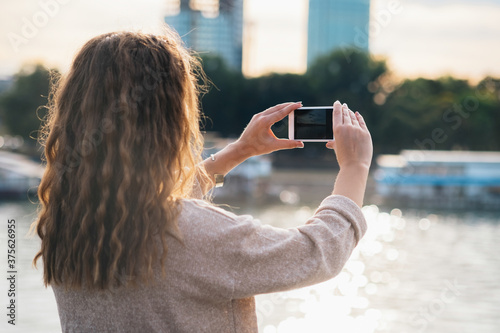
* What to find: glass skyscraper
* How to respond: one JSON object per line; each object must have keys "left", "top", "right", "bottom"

{"left": 165, "top": 0, "right": 243, "bottom": 71}
{"left": 307, "top": 0, "right": 371, "bottom": 66}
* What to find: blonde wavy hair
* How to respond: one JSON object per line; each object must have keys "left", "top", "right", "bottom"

{"left": 33, "top": 30, "right": 208, "bottom": 289}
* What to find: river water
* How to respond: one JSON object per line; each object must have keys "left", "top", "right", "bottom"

{"left": 1, "top": 196, "right": 499, "bottom": 332}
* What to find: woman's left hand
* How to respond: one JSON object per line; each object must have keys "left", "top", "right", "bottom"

{"left": 201, "top": 102, "right": 304, "bottom": 192}
{"left": 234, "top": 102, "right": 304, "bottom": 158}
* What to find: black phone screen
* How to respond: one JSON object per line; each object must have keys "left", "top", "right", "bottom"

{"left": 294, "top": 108, "right": 333, "bottom": 140}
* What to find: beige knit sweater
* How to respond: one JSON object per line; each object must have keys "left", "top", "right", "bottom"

{"left": 52, "top": 195, "right": 367, "bottom": 332}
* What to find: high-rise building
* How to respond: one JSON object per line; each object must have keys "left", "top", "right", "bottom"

{"left": 165, "top": 0, "right": 243, "bottom": 71}
{"left": 307, "top": 0, "right": 371, "bottom": 66}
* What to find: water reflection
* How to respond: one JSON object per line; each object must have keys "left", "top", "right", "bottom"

{"left": 255, "top": 203, "right": 500, "bottom": 333}
{"left": 0, "top": 201, "right": 61, "bottom": 332}
{"left": 1, "top": 201, "right": 500, "bottom": 332}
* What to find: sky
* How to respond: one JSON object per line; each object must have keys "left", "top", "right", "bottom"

{"left": 0, "top": 0, "right": 499, "bottom": 81}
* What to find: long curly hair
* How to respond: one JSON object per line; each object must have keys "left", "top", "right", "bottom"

{"left": 33, "top": 30, "right": 208, "bottom": 290}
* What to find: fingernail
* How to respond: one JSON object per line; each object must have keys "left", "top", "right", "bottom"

{"left": 343, "top": 103, "right": 348, "bottom": 108}
{"left": 334, "top": 100, "right": 341, "bottom": 104}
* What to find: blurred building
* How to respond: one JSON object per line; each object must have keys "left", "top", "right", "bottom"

{"left": 307, "top": 0, "right": 371, "bottom": 66}
{"left": 376, "top": 150, "right": 500, "bottom": 210}
{"left": 165, "top": 0, "right": 243, "bottom": 71}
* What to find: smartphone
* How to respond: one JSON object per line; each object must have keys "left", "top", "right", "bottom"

{"left": 288, "top": 106, "right": 333, "bottom": 142}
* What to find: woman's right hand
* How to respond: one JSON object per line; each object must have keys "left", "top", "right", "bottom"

{"left": 327, "top": 101, "right": 372, "bottom": 207}
{"left": 326, "top": 101, "right": 373, "bottom": 171}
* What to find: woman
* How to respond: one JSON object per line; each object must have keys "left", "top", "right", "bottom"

{"left": 33, "top": 29, "right": 372, "bottom": 332}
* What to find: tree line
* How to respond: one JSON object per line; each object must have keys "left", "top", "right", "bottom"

{"left": 0, "top": 49, "right": 499, "bottom": 163}
{"left": 199, "top": 50, "right": 500, "bottom": 158}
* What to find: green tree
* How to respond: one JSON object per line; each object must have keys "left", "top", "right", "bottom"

{"left": 237, "top": 73, "right": 312, "bottom": 140}
{"left": 451, "top": 77, "right": 500, "bottom": 151}
{"left": 306, "top": 48, "right": 387, "bottom": 106}
{"left": 196, "top": 52, "right": 500, "bottom": 156}
{"left": 0, "top": 64, "right": 54, "bottom": 146}
{"left": 380, "top": 78, "right": 457, "bottom": 152}
{"left": 381, "top": 76, "right": 500, "bottom": 152}
{"left": 305, "top": 48, "right": 388, "bottom": 154}
{"left": 199, "top": 55, "right": 246, "bottom": 137}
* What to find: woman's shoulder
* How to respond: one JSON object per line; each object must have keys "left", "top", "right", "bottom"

{"left": 176, "top": 199, "right": 264, "bottom": 249}
{"left": 181, "top": 198, "right": 232, "bottom": 216}
{"left": 179, "top": 199, "right": 259, "bottom": 226}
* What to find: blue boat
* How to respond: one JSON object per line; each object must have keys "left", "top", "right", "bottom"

{"left": 375, "top": 150, "right": 500, "bottom": 209}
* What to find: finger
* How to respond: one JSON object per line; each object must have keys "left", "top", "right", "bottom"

{"left": 342, "top": 103, "right": 352, "bottom": 125}
{"left": 267, "top": 102, "right": 302, "bottom": 124}
{"left": 261, "top": 102, "right": 297, "bottom": 116}
{"left": 355, "top": 111, "right": 367, "bottom": 129}
{"left": 333, "top": 100, "right": 342, "bottom": 129}
{"left": 326, "top": 140, "right": 336, "bottom": 150}
{"left": 350, "top": 110, "right": 359, "bottom": 126}
{"left": 275, "top": 139, "right": 304, "bottom": 150}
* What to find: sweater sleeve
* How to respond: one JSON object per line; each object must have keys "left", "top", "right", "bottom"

{"left": 178, "top": 195, "right": 367, "bottom": 300}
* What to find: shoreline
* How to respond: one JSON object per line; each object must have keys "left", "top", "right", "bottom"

{"left": 213, "top": 168, "right": 378, "bottom": 208}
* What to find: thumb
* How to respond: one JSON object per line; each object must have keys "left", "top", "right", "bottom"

{"left": 326, "top": 140, "right": 336, "bottom": 150}
{"left": 277, "top": 139, "right": 304, "bottom": 150}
